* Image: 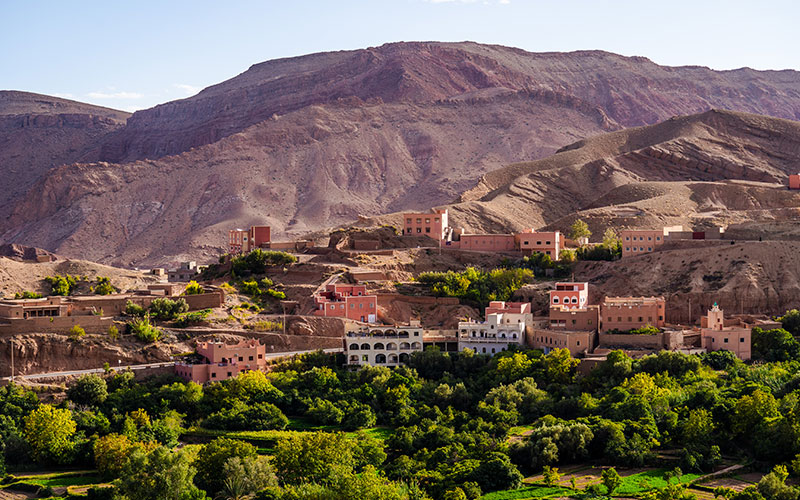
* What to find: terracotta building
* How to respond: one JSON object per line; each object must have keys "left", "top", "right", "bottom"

{"left": 175, "top": 339, "right": 266, "bottom": 383}
{"left": 548, "top": 305, "right": 600, "bottom": 331}
{"left": 700, "top": 304, "right": 751, "bottom": 360}
{"left": 529, "top": 329, "right": 594, "bottom": 356}
{"left": 229, "top": 225, "right": 271, "bottom": 254}
{"left": 516, "top": 230, "right": 561, "bottom": 260}
{"left": 621, "top": 228, "right": 671, "bottom": 258}
{"left": 601, "top": 296, "right": 666, "bottom": 332}
{"left": 402, "top": 209, "right": 449, "bottom": 242}
{"left": 790, "top": 174, "right": 800, "bottom": 190}
{"left": 549, "top": 282, "right": 589, "bottom": 310}
{"left": 313, "top": 283, "right": 378, "bottom": 323}
{"left": 458, "top": 233, "right": 516, "bottom": 252}
{"left": 345, "top": 321, "right": 424, "bottom": 367}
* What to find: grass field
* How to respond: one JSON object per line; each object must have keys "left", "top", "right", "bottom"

{"left": 614, "top": 469, "right": 703, "bottom": 495}
{"left": 481, "top": 485, "right": 574, "bottom": 499}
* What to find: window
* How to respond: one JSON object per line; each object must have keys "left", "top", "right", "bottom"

{"left": 523, "top": 241, "right": 530, "bottom": 245}
{"left": 249, "top": 355, "right": 254, "bottom": 361}
{"left": 546, "top": 241, "right": 551, "bottom": 245}
{"left": 740, "top": 337, "right": 745, "bottom": 342}
{"left": 588, "top": 319, "right": 593, "bottom": 324}
{"left": 350, "top": 303, "right": 354, "bottom": 308}
{"left": 625, "top": 236, "right": 630, "bottom": 241}
{"left": 536, "top": 241, "right": 542, "bottom": 245}
{"left": 212, "top": 373, "right": 217, "bottom": 378}
{"left": 571, "top": 297, "right": 578, "bottom": 304}
{"left": 416, "top": 218, "right": 421, "bottom": 223}
{"left": 648, "top": 247, "right": 652, "bottom": 251}
{"left": 628, "top": 316, "right": 632, "bottom": 321}
{"left": 553, "top": 297, "right": 559, "bottom": 304}
{"left": 258, "top": 354, "right": 263, "bottom": 359}
{"left": 625, "top": 247, "right": 630, "bottom": 251}
{"left": 648, "top": 236, "right": 652, "bottom": 241}
{"left": 656, "top": 236, "right": 661, "bottom": 241}
{"left": 572, "top": 319, "right": 576, "bottom": 325}
{"left": 659, "top": 315, "right": 663, "bottom": 321}
{"left": 416, "top": 228, "right": 421, "bottom": 233}
{"left": 434, "top": 218, "right": 439, "bottom": 222}
{"left": 617, "top": 317, "right": 622, "bottom": 322}
{"left": 330, "top": 305, "right": 335, "bottom": 310}
{"left": 227, "top": 372, "right": 232, "bottom": 377}
{"left": 638, "top": 317, "right": 643, "bottom": 322}
{"left": 425, "top": 218, "right": 430, "bottom": 223}
{"left": 406, "top": 218, "right": 411, "bottom": 224}
{"left": 425, "top": 227, "right": 431, "bottom": 233}
{"left": 359, "top": 303, "right": 363, "bottom": 308}
{"left": 577, "top": 341, "right": 581, "bottom": 346}
{"left": 724, "top": 338, "right": 729, "bottom": 343}
{"left": 370, "top": 303, "right": 374, "bottom": 308}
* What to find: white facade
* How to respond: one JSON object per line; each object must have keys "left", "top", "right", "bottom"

{"left": 345, "top": 324, "right": 423, "bottom": 366}
{"left": 457, "top": 313, "right": 525, "bottom": 356}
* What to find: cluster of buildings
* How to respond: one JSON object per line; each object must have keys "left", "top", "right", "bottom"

{"left": 0, "top": 284, "right": 223, "bottom": 335}
{"left": 402, "top": 209, "right": 563, "bottom": 259}
{"left": 312, "top": 282, "right": 378, "bottom": 323}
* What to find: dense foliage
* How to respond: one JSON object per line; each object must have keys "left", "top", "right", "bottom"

{"left": 8, "top": 333, "right": 800, "bottom": 498}
{"left": 416, "top": 267, "right": 535, "bottom": 308}
{"left": 232, "top": 249, "right": 298, "bottom": 275}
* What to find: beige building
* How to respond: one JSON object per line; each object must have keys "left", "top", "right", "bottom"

{"left": 458, "top": 312, "right": 526, "bottom": 356}
{"left": 345, "top": 322, "right": 424, "bottom": 366}
{"left": 700, "top": 304, "right": 751, "bottom": 360}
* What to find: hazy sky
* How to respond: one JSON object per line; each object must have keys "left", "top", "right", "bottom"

{"left": 3, "top": 0, "right": 799, "bottom": 112}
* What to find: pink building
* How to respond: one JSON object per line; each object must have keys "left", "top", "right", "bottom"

{"left": 229, "top": 226, "right": 271, "bottom": 254}
{"left": 313, "top": 283, "right": 378, "bottom": 323}
{"left": 601, "top": 296, "right": 665, "bottom": 332}
{"left": 516, "top": 230, "right": 561, "bottom": 260}
{"left": 549, "top": 282, "right": 589, "bottom": 310}
{"left": 700, "top": 304, "right": 751, "bottom": 360}
{"left": 486, "top": 301, "right": 531, "bottom": 316}
{"left": 403, "top": 209, "right": 449, "bottom": 242}
{"left": 548, "top": 305, "right": 599, "bottom": 331}
{"left": 174, "top": 339, "right": 267, "bottom": 383}
{"left": 459, "top": 233, "right": 516, "bottom": 252}
{"left": 790, "top": 174, "right": 800, "bottom": 190}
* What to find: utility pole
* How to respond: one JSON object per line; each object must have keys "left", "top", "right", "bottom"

{"left": 10, "top": 337, "right": 14, "bottom": 383}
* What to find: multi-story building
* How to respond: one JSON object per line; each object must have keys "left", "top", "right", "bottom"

{"left": 700, "top": 304, "right": 751, "bottom": 360}
{"left": 548, "top": 305, "right": 599, "bottom": 331}
{"left": 345, "top": 322, "right": 424, "bottom": 366}
{"left": 549, "top": 282, "right": 589, "bottom": 310}
{"left": 621, "top": 228, "right": 671, "bottom": 258}
{"left": 516, "top": 230, "right": 561, "bottom": 260}
{"left": 790, "top": 174, "right": 800, "bottom": 190}
{"left": 175, "top": 339, "right": 266, "bottom": 383}
{"left": 529, "top": 329, "right": 595, "bottom": 356}
{"left": 601, "top": 296, "right": 666, "bottom": 332}
{"left": 457, "top": 312, "right": 525, "bottom": 355}
{"left": 402, "top": 209, "right": 449, "bottom": 242}
{"left": 313, "top": 283, "right": 378, "bottom": 323}
{"left": 229, "top": 225, "right": 271, "bottom": 254}
{"left": 458, "top": 233, "right": 516, "bottom": 252}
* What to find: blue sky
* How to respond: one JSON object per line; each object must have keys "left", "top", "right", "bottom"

{"left": 3, "top": 0, "right": 798, "bottom": 112}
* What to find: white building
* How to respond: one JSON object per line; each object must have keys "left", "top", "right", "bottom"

{"left": 457, "top": 312, "right": 526, "bottom": 356}
{"left": 345, "top": 322, "right": 424, "bottom": 366}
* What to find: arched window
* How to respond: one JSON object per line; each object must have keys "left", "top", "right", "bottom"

{"left": 360, "top": 343, "right": 370, "bottom": 350}
{"left": 349, "top": 355, "right": 359, "bottom": 362}
{"left": 553, "top": 297, "right": 560, "bottom": 303}
{"left": 399, "top": 353, "right": 410, "bottom": 363}
{"left": 411, "top": 342, "right": 421, "bottom": 349}
{"left": 349, "top": 343, "right": 359, "bottom": 351}
{"left": 389, "top": 354, "right": 398, "bottom": 363}
{"left": 400, "top": 342, "right": 410, "bottom": 350}
{"left": 571, "top": 297, "right": 578, "bottom": 304}
{"left": 386, "top": 342, "right": 397, "bottom": 350}
{"left": 374, "top": 342, "right": 385, "bottom": 350}
{"left": 375, "top": 354, "right": 387, "bottom": 364}
{"left": 512, "top": 333, "right": 518, "bottom": 339}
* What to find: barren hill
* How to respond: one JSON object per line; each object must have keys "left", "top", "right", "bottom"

{"left": 429, "top": 110, "right": 800, "bottom": 238}
{"left": 0, "top": 91, "right": 129, "bottom": 215}
{"left": 6, "top": 42, "right": 800, "bottom": 265}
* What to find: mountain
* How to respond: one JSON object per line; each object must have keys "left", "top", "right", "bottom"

{"left": 431, "top": 110, "right": 800, "bottom": 238}
{"left": 4, "top": 41, "right": 800, "bottom": 265}
{"left": 0, "top": 91, "right": 128, "bottom": 215}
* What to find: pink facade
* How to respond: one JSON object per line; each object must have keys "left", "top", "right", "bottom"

{"left": 486, "top": 301, "right": 531, "bottom": 316}
{"left": 516, "top": 230, "right": 561, "bottom": 260}
{"left": 549, "top": 282, "right": 588, "bottom": 309}
{"left": 548, "top": 305, "right": 599, "bottom": 331}
{"left": 403, "top": 209, "right": 448, "bottom": 241}
{"left": 601, "top": 296, "right": 665, "bottom": 332}
{"left": 313, "top": 283, "right": 378, "bottom": 323}
{"left": 700, "top": 305, "right": 751, "bottom": 360}
{"left": 175, "top": 339, "right": 267, "bottom": 383}
{"left": 229, "top": 226, "right": 271, "bottom": 254}
{"left": 459, "top": 234, "right": 515, "bottom": 252}
{"left": 790, "top": 174, "right": 800, "bottom": 190}
{"left": 621, "top": 229, "right": 667, "bottom": 258}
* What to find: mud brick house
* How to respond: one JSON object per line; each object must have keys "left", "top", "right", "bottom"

{"left": 601, "top": 296, "right": 666, "bottom": 332}
{"left": 175, "top": 339, "right": 266, "bottom": 383}
{"left": 229, "top": 225, "right": 271, "bottom": 254}
{"left": 313, "top": 283, "right": 378, "bottom": 323}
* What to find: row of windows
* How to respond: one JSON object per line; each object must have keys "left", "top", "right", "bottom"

{"left": 406, "top": 218, "right": 440, "bottom": 224}
{"left": 522, "top": 241, "right": 552, "bottom": 245}
{"left": 220, "top": 354, "right": 263, "bottom": 362}
{"left": 710, "top": 337, "right": 746, "bottom": 343}
{"left": 550, "top": 319, "right": 593, "bottom": 325}
{"left": 350, "top": 353, "right": 410, "bottom": 363}
{"left": 534, "top": 336, "right": 581, "bottom": 347}
{"left": 349, "top": 342, "right": 421, "bottom": 350}
{"left": 327, "top": 302, "right": 375, "bottom": 310}
{"left": 552, "top": 296, "right": 580, "bottom": 304}
{"left": 626, "top": 246, "right": 653, "bottom": 252}
{"left": 606, "top": 316, "right": 663, "bottom": 322}
{"left": 625, "top": 235, "right": 661, "bottom": 242}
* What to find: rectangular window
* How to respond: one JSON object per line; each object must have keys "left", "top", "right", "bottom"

{"left": 406, "top": 218, "right": 411, "bottom": 224}
{"left": 740, "top": 337, "right": 745, "bottom": 342}
{"left": 425, "top": 218, "right": 430, "bottom": 223}
{"left": 724, "top": 338, "right": 729, "bottom": 343}
{"left": 425, "top": 227, "right": 431, "bottom": 233}
{"left": 249, "top": 356, "right": 254, "bottom": 361}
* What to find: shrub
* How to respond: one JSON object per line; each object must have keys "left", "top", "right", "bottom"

{"left": 13, "top": 291, "right": 42, "bottom": 299}
{"left": 149, "top": 297, "right": 189, "bottom": 321}
{"left": 107, "top": 325, "right": 120, "bottom": 340}
{"left": 44, "top": 274, "right": 78, "bottom": 296}
{"left": 173, "top": 309, "right": 212, "bottom": 328}
{"left": 128, "top": 315, "right": 162, "bottom": 343}
{"left": 125, "top": 300, "right": 146, "bottom": 317}
{"left": 416, "top": 267, "right": 535, "bottom": 307}
{"left": 69, "top": 324, "right": 86, "bottom": 340}
{"left": 231, "top": 249, "right": 298, "bottom": 275}
{"left": 245, "top": 320, "right": 283, "bottom": 332}
{"left": 183, "top": 280, "right": 204, "bottom": 295}
{"left": 93, "top": 277, "right": 116, "bottom": 295}
{"left": 67, "top": 374, "right": 108, "bottom": 407}
{"left": 264, "top": 288, "right": 286, "bottom": 300}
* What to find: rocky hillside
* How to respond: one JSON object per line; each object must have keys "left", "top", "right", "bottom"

{"left": 408, "top": 110, "right": 800, "bottom": 238}
{"left": 0, "top": 91, "right": 128, "bottom": 216}
{"left": 5, "top": 42, "right": 800, "bottom": 265}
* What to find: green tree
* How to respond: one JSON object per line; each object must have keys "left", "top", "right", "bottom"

{"left": 117, "top": 446, "right": 205, "bottom": 500}
{"left": 220, "top": 455, "right": 277, "bottom": 499}
{"left": 542, "top": 465, "right": 561, "bottom": 486}
{"left": 542, "top": 348, "right": 579, "bottom": 384}
{"left": 23, "top": 404, "right": 77, "bottom": 464}
{"left": 69, "top": 324, "right": 86, "bottom": 340}
{"left": 194, "top": 438, "right": 257, "bottom": 495}
{"left": 757, "top": 465, "right": 798, "bottom": 500}
{"left": 149, "top": 297, "right": 189, "bottom": 321}
{"left": 569, "top": 220, "right": 591, "bottom": 241}
{"left": 129, "top": 315, "right": 163, "bottom": 342}
{"left": 778, "top": 309, "right": 800, "bottom": 336}
{"left": 273, "top": 432, "right": 356, "bottom": 485}
{"left": 93, "top": 433, "right": 136, "bottom": 478}
{"left": 107, "top": 324, "right": 120, "bottom": 340}
{"left": 602, "top": 228, "right": 621, "bottom": 248}
{"left": 94, "top": 276, "right": 116, "bottom": 295}
{"left": 67, "top": 374, "right": 108, "bottom": 407}
{"left": 602, "top": 467, "right": 623, "bottom": 495}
